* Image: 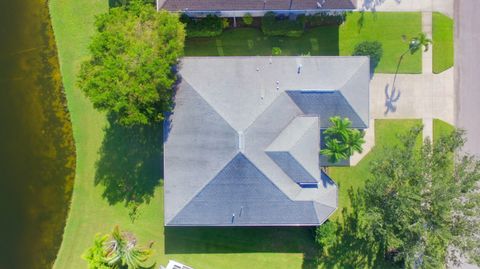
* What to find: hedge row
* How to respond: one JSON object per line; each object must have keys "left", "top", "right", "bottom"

{"left": 181, "top": 14, "right": 223, "bottom": 37}
{"left": 181, "top": 12, "right": 346, "bottom": 38}
{"left": 261, "top": 12, "right": 306, "bottom": 37}
{"left": 305, "top": 12, "right": 346, "bottom": 27}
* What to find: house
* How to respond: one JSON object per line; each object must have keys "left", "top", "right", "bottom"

{"left": 156, "top": 0, "right": 357, "bottom": 17}
{"left": 164, "top": 56, "right": 370, "bottom": 226}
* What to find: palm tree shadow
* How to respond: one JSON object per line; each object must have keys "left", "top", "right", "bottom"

{"left": 94, "top": 116, "right": 163, "bottom": 206}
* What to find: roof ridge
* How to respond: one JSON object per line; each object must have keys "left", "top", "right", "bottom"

{"left": 180, "top": 75, "right": 240, "bottom": 132}
{"left": 313, "top": 202, "right": 337, "bottom": 225}
{"left": 288, "top": 118, "right": 320, "bottom": 180}
{"left": 165, "top": 79, "right": 239, "bottom": 224}
{"left": 169, "top": 152, "right": 304, "bottom": 225}
{"left": 166, "top": 149, "right": 240, "bottom": 225}
{"left": 336, "top": 59, "right": 369, "bottom": 128}
{"left": 243, "top": 91, "right": 297, "bottom": 137}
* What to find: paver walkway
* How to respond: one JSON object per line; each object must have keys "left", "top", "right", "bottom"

{"left": 422, "top": 12, "right": 433, "bottom": 74}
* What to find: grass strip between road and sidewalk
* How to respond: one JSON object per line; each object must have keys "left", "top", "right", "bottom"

{"left": 432, "top": 12, "right": 454, "bottom": 74}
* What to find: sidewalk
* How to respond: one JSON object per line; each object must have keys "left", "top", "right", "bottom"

{"left": 357, "top": 0, "right": 454, "bottom": 18}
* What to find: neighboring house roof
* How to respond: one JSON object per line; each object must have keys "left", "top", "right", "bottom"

{"left": 159, "top": 0, "right": 357, "bottom": 12}
{"left": 164, "top": 56, "right": 370, "bottom": 226}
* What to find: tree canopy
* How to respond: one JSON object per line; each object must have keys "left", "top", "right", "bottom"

{"left": 78, "top": 1, "right": 185, "bottom": 126}
{"left": 360, "top": 126, "right": 480, "bottom": 267}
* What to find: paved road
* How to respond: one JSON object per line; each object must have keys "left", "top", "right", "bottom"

{"left": 455, "top": 3, "right": 480, "bottom": 269}
{"left": 456, "top": 0, "right": 480, "bottom": 157}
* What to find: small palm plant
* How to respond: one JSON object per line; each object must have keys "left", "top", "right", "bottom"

{"left": 323, "top": 116, "right": 351, "bottom": 141}
{"left": 345, "top": 129, "right": 366, "bottom": 156}
{"left": 320, "top": 117, "right": 366, "bottom": 164}
{"left": 321, "top": 139, "right": 348, "bottom": 163}
{"left": 104, "top": 226, "right": 152, "bottom": 269}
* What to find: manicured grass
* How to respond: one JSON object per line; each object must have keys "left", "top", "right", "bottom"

{"left": 329, "top": 119, "right": 422, "bottom": 217}
{"left": 185, "top": 27, "right": 339, "bottom": 56}
{"left": 186, "top": 12, "right": 422, "bottom": 74}
{"left": 339, "top": 12, "right": 422, "bottom": 74}
{"left": 432, "top": 13, "right": 454, "bottom": 74}
{"left": 433, "top": 118, "right": 455, "bottom": 141}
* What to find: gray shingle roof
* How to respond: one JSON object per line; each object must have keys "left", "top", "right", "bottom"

{"left": 266, "top": 116, "right": 320, "bottom": 184}
{"left": 160, "top": 0, "right": 357, "bottom": 12}
{"left": 164, "top": 56, "right": 369, "bottom": 226}
{"left": 287, "top": 90, "right": 366, "bottom": 128}
{"left": 169, "top": 153, "right": 334, "bottom": 225}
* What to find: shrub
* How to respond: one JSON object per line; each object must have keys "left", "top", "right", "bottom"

{"left": 243, "top": 13, "right": 254, "bottom": 25}
{"left": 315, "top": 221, "right": 338, "bottom": 252}
{"left": 272, "top": 47, "right": 282, "bottom": 56}
{"left": 352, "top": 41, "right": 383, "bottom": 71}
{"left": 222, "top": 18, "right": 230, "bottom": 29}
{"left": 180, "top": 14, "right": 223, "bottom": 37}
{"left": 261, "top": 12, "right": 305, "bottom": 37}
{"left": 306, "top": 12, "right": 346, "bottom": 27}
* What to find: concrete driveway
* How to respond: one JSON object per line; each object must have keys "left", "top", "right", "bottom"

{"left": 370, "top": 69, "right": 455, "bottom": 124}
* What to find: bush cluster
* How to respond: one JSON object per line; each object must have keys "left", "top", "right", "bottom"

{"left": 181, "top": 14, "right": 223, "bottom": 37}
{"left": 243, "top": 13, "right": 254, "bottom": 25}
{"left": 352, "top": 41, "right": 383, "bottom": 71}
{"left": 305, "top": 12, "right": 346, "bottom": 27}
{"left": 261, "top": 12, "right": 306, "bottom": 37}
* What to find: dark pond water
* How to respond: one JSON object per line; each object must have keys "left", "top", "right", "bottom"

{"left": 0, "top": 0, "right": 76, "bottom": 268}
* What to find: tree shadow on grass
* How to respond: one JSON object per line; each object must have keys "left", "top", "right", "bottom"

{"left": 95, "top": 116, "right": 163, "bottom": 207}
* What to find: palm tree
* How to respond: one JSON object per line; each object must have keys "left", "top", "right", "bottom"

{"left": 409, "top": 32, "right": 432, "bottom": 54}
{"left": 104, "top": 226, "right": 152, "bottom": 269}
{"left": 345, "top": 129, "right": 366, "bottom": 156}
{"left": 320, "top": 138, "right": 348, "bottom": 163}
{"left": 323, "top": 116, "right": 351, "bottom": 141}
{"left": 393, "top": 32, "right": 432, "bottom": 89}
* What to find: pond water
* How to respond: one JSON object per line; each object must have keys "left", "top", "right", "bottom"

{"left": 0, "top": 0, "right": 76, "bottom": 268}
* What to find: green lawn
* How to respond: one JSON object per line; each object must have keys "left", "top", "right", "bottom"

{"left": 432, "top": 13, "right": 454, "bottom": 74}
{"left": 433, "top": 118, "right": 455, "bottom": 141}
{"left": 186, "top": 26, "right": 339, "bottom": 56}
{"left": 187, "top": 12, "right": 423, "bottom": 74}
{"left": 329, "top": 119, "right": 422, "bottom": 218}
{"left": 339, "top": 12, "right": 422, "bottom": 74}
